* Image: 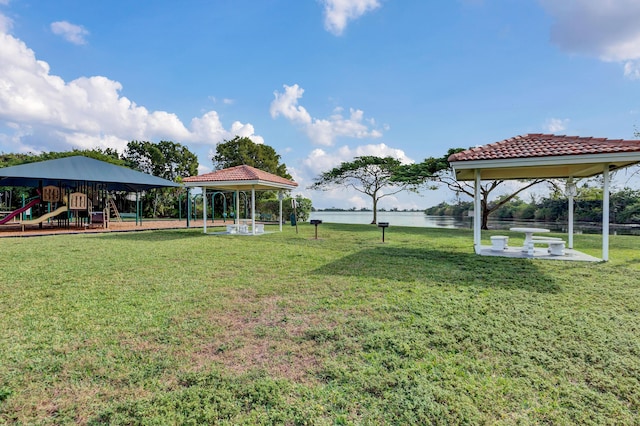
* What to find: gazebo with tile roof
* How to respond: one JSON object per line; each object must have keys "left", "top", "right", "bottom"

{"left": 448, "top": 133, "right": 640, "bottom": 261}
{"left": 183, "top": 165, "right": 298, "bottom": 234}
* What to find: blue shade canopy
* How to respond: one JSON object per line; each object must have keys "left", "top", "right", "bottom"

{"left": 0, "top": 156, "right": 180, "bottom": 191}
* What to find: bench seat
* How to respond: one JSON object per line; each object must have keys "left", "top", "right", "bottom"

{"left": 490, "top": 235, "right": 509, "bottom": 251}
{"left": 528, "top": 239, "right": 566, "bottom": 255}
{"left": 547, "top": 241, "right": 566, "bottom": 256}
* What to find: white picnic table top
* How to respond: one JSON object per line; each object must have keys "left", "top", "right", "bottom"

{"left": 510, "top": 227, "right": 550, "bottom": 254}
{"left": 510, "top": 227, "right": 550, "bottom": 234}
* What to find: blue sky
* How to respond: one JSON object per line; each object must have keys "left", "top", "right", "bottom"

{"left": 1, "top": 0, "right": 640, "bottom": 209}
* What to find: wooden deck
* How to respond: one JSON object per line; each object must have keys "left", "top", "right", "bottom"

{"left": 0, "top": 219, "right": 223, "bottom": 238}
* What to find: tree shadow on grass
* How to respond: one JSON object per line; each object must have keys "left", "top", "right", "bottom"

{"left": 313, "top": 246, "right": 561, "bottom": 293}
{"left": 95, "top": 229, "right": 209, "bottom": 242}
{"left": 312, "top": 223, "right": 471, "bottom": 240}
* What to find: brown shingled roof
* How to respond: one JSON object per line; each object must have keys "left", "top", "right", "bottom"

{"left": 448, "top": 133, "right": 640, "bottom": 162}
{"left": 183, "top": 164, "right": 298, "bottom": 187}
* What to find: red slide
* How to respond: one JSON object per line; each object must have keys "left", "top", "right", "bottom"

{"left": 0, "top": 198, "right": 41, "bottom": 224}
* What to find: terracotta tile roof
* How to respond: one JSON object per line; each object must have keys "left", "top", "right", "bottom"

{"left": 183, "top": 164, "right": 298, "bottom": 186}
{"left": 448, "top": 133, "right": 640, "bottom": 162}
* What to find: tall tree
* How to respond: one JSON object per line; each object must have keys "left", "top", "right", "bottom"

{"left": 124, "top": 140, "right": 198, "bottom": 217}
{"left": 309, "top": 156, "right": 440, "bottom": 224}
{"left": 435, "top": 148, "right": 546, "bottom": 230}
{"left": 125, "top": 140, "right": 198, "bottom": 181}
{"left": 0, "top": 148, "right": 126, "bottom": 168}
{"left": 212, "top": 136, "right": 291, "bottom": 179}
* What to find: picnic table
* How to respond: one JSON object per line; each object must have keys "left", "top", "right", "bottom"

{"left": 510, "top": 227, "right": 550, "bottom": 254}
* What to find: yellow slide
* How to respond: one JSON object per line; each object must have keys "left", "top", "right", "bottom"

{"left": 20, "top": 205, "right": 68, "bottom": 227}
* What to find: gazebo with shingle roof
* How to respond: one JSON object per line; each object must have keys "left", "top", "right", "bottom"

{"left": 448, "top": 133, "right": 640, "bottom": 261}
{"left": 183, "top": 165, "right": 298, "bottom": 234}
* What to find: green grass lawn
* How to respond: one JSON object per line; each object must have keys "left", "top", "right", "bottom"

{"left": 1, "top": 224, "right": 639, "bottom": 425}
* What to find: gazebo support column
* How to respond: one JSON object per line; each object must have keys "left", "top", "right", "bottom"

{"left": 474, "top": 169, "right": 482, "bottom": 254}
{"left": 251, "top": 186, "right": 256, "bottom": 235}
{"left": 203, "top": 187, "right": 207, "bottom": 234}
{"left": 235, "top": 190, "right": 239, "bottom": 224}
{"left": 279, "top": 191, "right": 283, "bottom": 232}
{"left": 568, "top": 194, "right": 574, "bottom": 249}
{"left": 181, "top": 166, "right": 299, "bottom": 233}
{"left": 603, "top": 164, "right": 610, "bottom": 261}
{"left": 566, "top": 177, "right": 576, "bottom": 249}
{"left": 137, "top": 192, "right": 143, "bottom": 226}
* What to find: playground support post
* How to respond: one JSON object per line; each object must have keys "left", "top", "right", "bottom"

{"left": 135, "top": 192, "right": 141, "bottom": 225}
{"left": 211, "top": 192, "right": 228, "bottom": 224}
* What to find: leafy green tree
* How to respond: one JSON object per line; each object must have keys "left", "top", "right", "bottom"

{"left": 212, "top": 136, "right": 294, "bottom": 205}
{"left": 617, "top": 202, "right": 640, "bottom": 223}
{"left": 309, "top": 156, "right": 438, "bottom": 224}
{"left": 125, "top": 140, "right": 197, "bottom": 181}
{"left": 255, "top": 195, "right": 313, "bottom": 223}
{"left": 611, "top": 188, "right": 640, "bottom": 223}
{"left": 213, "top": 136, "right": 291, "bottom": 179}
{"left": 425, "top": 201, "right": 474, "bottom": 217}
{"left": 288, "top": 195, "right": 312, "bottom": 222}
{"left": 1, "top": 148, "right": 125, "bottom": 169}
{"left": 436, "top": 148, "right": 546, "bottom": 230}
{"left": 124, "top": 141, "right": 198, "bottom": 217}
{"left": 396, "top": 149, "right": 546, "bottom": 228}
{"left": 427, "top": 186, "right": 640, "bottom": 225}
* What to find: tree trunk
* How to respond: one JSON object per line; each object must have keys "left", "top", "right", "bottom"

{"left": 371, "top": 195, "right": 378, "bottom": 224}
{"left": 481, "top": 199, "right": 489, "bottom": 230}
{"left": 481, "top": 209, "right": 489, "bottom": 230}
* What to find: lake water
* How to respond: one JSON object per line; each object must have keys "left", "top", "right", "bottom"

{"left": 310, "top": 211, "right": 471, "bottom": 228}
{"left": 309, "top": 211, "right": 640, "bottom": 235}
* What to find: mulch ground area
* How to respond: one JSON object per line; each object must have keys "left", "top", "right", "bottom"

{"left": 0, "top": 219, "right": 219, "bottom": 238}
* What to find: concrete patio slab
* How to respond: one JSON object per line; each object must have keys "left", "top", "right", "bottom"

{"left": 479, "top": 245, "right": 601, "bottom": 262}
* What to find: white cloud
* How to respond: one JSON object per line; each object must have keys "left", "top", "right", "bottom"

{"left": 624, "top": 61, "right": 640, "bottom": 80}
{"left": 209, "top": 96, "right": 235, "bottom": 105}
{"left": 0, "top": 11, "right": 12, "bottom": 33}
{"left": 321, "top": 0, "right": 381, "bottom": 36}
{"left": 270, "top": 84, "right": 312, "bottom": 124}
{"left": 50, "top": 21, "right": 89, "bottom": 45}
{"left": 270, "top": 83, "right": 383, "bottom": 146}
{"left": 302, "top": 143, "right": 413, "bottom": 177}
{"left": 298, "top": 144, "right": 413, "bottom": 207}
{"left": 346, "top": 195, "right": 368, "bottom": 209}
{"left": 539, "top": 0, "right": 640, "bottom": 77}
{"left": 543, "top": 118, "right": 569, "bottom": 133}
{"left": 0, "top": 29, "right": 263, "bottom": 156}
{"left": 295, "top": 143, "right": 450, "bottom": 210}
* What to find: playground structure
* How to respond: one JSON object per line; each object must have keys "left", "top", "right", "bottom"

{"left": 0, "top": 185, "right": 115, "bottom": 231}
{"left": 0, "top": 182, "right": 165, "bottom": 233}
{"left": 0, "top": 197, "right": 40, "bottom": 225}
{"left": 0, "top": 156, "right": 180, "bottom": 233}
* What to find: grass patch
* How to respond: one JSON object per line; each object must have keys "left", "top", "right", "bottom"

{"left": 0, "top": 224, "right": 639, "bottom": 424}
